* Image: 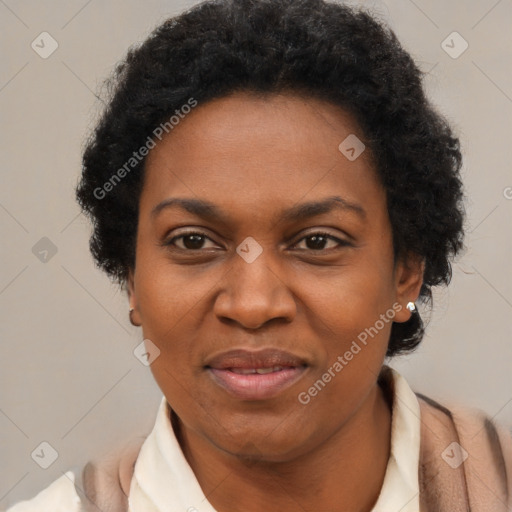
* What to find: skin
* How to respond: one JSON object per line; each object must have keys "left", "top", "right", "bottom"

{"left": 128, "top": 91, "right": 423, "bottom": 512}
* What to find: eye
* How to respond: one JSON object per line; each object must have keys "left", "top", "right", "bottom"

{"left": 164, "top": 230, "right": 350, "bottom": 253}
{"left": 292, "top": 232, "right": 350, "bottom": 251}
{"left": 165, "top": 231, "right": 220, "bottom": 250}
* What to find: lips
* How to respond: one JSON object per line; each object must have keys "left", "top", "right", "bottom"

{"left": 205, "top": 348, "right": 308, "bottom": 400}
{"left": 230, "top": 366, "right": 289, "bottom": 375}
{"left": 206, "top": 348, "right": 306, "bottom": 370}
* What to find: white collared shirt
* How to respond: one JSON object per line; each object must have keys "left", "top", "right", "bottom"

{"left": 5, "top": 367, "right": 421, "bottom": 512}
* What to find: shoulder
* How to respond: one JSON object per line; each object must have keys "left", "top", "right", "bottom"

{"left": 4, "top": 436, "right": 147, "bottom": 512}
{"left": 79, "top": 436, "right": 146, "bottom": 512}
{"left": 416, "top": 392, "right": 512, "bottom": 455}
{"left": 416, "top": 392, "right": 512, "bottom": 512}
{"left": 4, "top": 471, "right": 82, "bottom": 512}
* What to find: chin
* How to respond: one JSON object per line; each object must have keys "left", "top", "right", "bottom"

{"left": 208, "top": 425, "right": 316, "bottom": 464}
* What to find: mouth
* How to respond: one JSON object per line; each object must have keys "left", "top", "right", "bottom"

{"left": 205, "top": 349, "right": 308, "bottom": 400}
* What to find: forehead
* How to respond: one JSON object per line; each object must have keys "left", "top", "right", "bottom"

{"left": 140, "top": 91, "right": 384, "bottom": 220}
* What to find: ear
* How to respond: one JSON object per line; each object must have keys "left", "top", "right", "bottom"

{"left": 127, "top": 268, "right": 142, "bottom": 326}
{"left": 393, "top": 252, "right": 424, "bottom": 323}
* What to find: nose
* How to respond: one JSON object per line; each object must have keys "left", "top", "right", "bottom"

{"left": 213, "top": 251, "right": 297, "bottom": 330}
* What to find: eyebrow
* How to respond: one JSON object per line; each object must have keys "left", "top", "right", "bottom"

{"left": 150, "top": 195, "right": 366, "bottom": 224}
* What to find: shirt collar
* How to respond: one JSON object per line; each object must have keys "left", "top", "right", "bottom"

{"left": 128, "top": 366, "right": 421, "bottom": 512}
{"left": 371, "top": 366, "right": 421, "bottom": 511}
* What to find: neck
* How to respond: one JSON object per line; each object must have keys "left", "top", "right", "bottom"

{"left": 175, "top": 381, "right": 392, "bottom": 512}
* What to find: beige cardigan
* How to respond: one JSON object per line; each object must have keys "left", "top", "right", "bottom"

{"left": 78, "top": 369, "right": 512, "bottom": 512}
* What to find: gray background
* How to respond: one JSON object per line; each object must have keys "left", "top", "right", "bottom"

{"left": 1, "top": 0, "right": 511, "bottom": 507}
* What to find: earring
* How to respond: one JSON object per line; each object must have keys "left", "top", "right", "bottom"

{"left": 406, "top": 301, "right": 416, "bottom": 312}
{"left": 129, "top": 307, "right": 138, "bottom": 326}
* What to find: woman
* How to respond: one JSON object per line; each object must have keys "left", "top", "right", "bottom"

{"left": 7, "top": 0, "right": 511, "bottom": 511}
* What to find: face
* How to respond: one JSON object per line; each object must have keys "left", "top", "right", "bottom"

{"left": 128, "top": 91, "right": 421, "bottom": 462}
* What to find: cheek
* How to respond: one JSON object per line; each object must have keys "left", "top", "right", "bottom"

{"left": 295, "top": 258, "right": 395, "bottom": 397}
{"left": 134, "top": 243, "right": 223, "bottom": 332}
{"left": 299, "top": 254, "right": 396, "bottom": 338}
{"left": 295, "top": 274, "right": 393, "bottom": 427}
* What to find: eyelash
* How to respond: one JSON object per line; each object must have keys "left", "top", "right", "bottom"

{"left": 164, "top": 230, "right": 350, "bottom": 252}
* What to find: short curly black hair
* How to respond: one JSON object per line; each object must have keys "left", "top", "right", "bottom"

{"left": 76, "top": 0, "right": 465, "bottom": 357}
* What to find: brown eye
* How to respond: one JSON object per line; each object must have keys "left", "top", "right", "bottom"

{"left": 179, "top": 234, "right": 206, "bottom": 250}
{"left": 166, "top": 232, "right": 218, "bottom": 250}
{"left": 294, "top": 232, "right": 349, "bottom": 251}
{"left": 305, "top": 234, "right": 330, "bottom": 250}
